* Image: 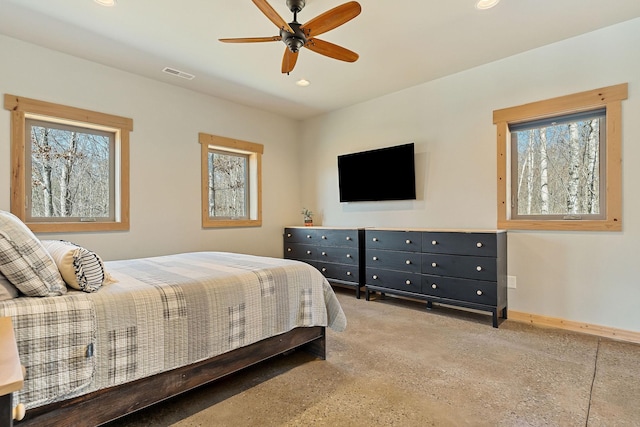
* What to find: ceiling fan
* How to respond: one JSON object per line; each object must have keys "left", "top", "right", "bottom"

{"left": 219, "top": 0, "right": 362, "bottom": 74}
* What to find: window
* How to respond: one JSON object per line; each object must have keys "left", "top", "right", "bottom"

{"left": 199, "top": 133, "right": 263, "bottom": 228}
{"left": 493, "top": 84, "right": 627, "bottom": 231}
{"left": 26, "top": 118, "right": 116, "bottom": 221}
{"left": 510, "top": 109, "right": 606, "bottom": 220}
{"left": 4, "top": 94, "right": 132, "bottom": 232}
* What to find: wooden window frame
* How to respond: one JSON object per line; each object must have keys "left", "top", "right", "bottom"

{"left": 4, "top": 94, "right": 132, "bottom": 232}
{"left": 493, "top": 84, "right": 627, "bottom": 231}
{"left": 199, "top": 133, "right": 263, "bottom": 228}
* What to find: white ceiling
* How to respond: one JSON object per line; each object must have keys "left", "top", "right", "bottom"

{"left": 2, "top": 0, "right": 640, "bottom": 120}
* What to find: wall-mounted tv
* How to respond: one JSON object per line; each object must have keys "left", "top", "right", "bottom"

{"left": 338, "top": 143, "right": 416, "bottom": 202}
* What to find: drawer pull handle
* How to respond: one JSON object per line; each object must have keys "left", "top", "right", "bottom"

{"left": 346, "top": 236, "right": 352, "bottom": 241}
{"left": 372, "top": 256, "right": 378, "bottom": 261}
{"left": 372, "top": 275, "right": 378, "bottom": 280}
{"left": 346, "top": 271, "right": 352, "bottom": 276}
{"left": 287, "top": 233, "right": 292, "bottom": 237}
{"left": 431, "top": 262, "right": 437, "bottom": 268}
{"left": 322, "top": 252, "right": 327, "bottom": 256}
{"left": 306, "top": 250, "right": 312, "bottom": 255}
{"left": 476, "top": 266, "right": 482, "bottom": 271}
{"left": 372, "top": 237, "right": 379, "bottom": 242}
{"left": 476, "top": 290, "right": 483, "bottom": 296}
{"left": 322, "top": 235, "right": 327, "bottom": 239}
{"left": 432, "top": 284, "right": 437, "bottom": 289}
{"left": 287, "top": 248, "right": 292, "bottom": 252}
{"left": 476, "top": 242, "right": 483, "bottom": 248}
{"left": 405, "top": 260, "right": 411, "bottom": 265}
{"left": 405, "top": 280, "right": 411, "bottom": 285}
{"left": 405, "top": 239, "right": 411, "bottom": 244}
{"left": 431, "top": 240, "right": 438, "bottom": 245}
{"left": 346, "top": 254, "right": 352, "bottom": 258}
{"left": 306, "top": 235, "right": 312, "bottom": 239}
{"left": 322, "top": 268, "right": 327, "bottom": 272}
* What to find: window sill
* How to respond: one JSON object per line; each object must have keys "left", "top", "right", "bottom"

{"left": 25, "top": 221, "right": 129, "bottom": 233}
{"left": 498, "top": 218, "right": 621, "bottom": 232}
{"left": 202, "top": 219, "right": 262, "bottom": 228}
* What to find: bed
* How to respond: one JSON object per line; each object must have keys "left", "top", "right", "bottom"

{"left": 0, "top": 212, "right": 346, "bottom": 426}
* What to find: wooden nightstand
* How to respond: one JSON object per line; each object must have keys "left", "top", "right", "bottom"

{"left": 0, "top": 317, "right": 25, "bottom": 427}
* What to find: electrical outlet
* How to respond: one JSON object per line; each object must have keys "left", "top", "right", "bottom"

{"left": 507, "top": 275, "right": 517, "bottom": 289}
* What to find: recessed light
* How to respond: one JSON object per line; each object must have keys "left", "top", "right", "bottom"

{"left": 296, "top": 79, "right": 310, "bottom": 87}
{"left": 475, "top": 0, "right": 499, "bottom": 10}
{"left": 94, "top": 0, "right": 116, "bottom": 6}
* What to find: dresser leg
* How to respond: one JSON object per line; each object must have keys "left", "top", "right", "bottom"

{"left": 492, "top": 310, "right": 499, "bottom": 328}
{"left": 426, "top": 301, "right": 433, "bottom": 310}
{"left": 0, "top": 394, "right": 13, "bottom": 427}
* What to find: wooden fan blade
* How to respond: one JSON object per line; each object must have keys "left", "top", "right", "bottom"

{"left": 219, "top": 36, "right": 281, "bottom": 43}
{"left": 305, "top": 38, "right": 358, "bottom": 62}
{"left": 252, "top": 0, "right": 295, "bottom": 34}
{"left": 301, "top": 1, "right": 361, "bottom": 37}
{"left": 282, "top": 48, "right": 299, "bottom": 74}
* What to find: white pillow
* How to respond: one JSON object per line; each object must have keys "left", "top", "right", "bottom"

{"left": 0, "top": 271, "right": 19, "bottom": 300}
{"left": 41, "top": 240, "right": 109, "bottom": 292}
{"left": 0, "top": 210, "right": 66, "bottom": 297}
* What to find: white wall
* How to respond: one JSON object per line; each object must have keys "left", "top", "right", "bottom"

{"left": 3, "top": 18, "right": 639, "bottom": 333}
{"left": 300, "top": 18, "right": 640, "bottom": 333}
{"left": 0, "top": 35, "right": 303, "bottom": 260}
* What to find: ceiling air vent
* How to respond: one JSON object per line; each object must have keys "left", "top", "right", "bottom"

{"left": 162, "top": 67, "right": 195, "bottom": 80}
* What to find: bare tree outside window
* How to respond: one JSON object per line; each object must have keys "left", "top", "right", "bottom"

{"left": 510, "top": 110, "right": 605, "bottom": 220}
{"left": 208, "top": 150, "right": 248, "bottom": 219}
{"left": 28, "top": 120, "right": 114, "bottom": 221}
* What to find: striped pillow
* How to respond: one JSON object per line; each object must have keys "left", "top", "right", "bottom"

{"left": 41, "top": 240, "right": 107, "bottom": 293}
{"left": 0, "top": 210, "right": 66, "bottom": 297}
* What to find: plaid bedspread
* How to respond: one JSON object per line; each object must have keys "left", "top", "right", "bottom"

{"left": 0, "top": 252, "right": 346, "bottom": 409}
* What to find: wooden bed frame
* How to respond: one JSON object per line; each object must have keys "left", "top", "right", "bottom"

{"left": 17, "top": 326, "right": 326, "bottom": 426}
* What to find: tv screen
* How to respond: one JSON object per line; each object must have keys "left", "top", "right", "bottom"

{"left": 338, "top": 143, "right": 416, "bottom": 202}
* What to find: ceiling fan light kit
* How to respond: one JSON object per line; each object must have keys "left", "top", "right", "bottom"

{"left": 281, "top": 22, "right": 307, "bottom": 53}
{"left": 219, "top": 0, "right": 361, "bottom": 74}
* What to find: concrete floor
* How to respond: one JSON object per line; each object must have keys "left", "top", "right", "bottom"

{"left": 109, "top": 288, "right": 640, "bottom": 426}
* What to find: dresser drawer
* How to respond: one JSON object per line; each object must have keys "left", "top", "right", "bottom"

{"left": 366, "top": 268, "right": 421, "bottom": 293}
{"left": 315, "top": 229, "right": 359, "bottom": 248}
{"left": 284, "top": 228, "right": 321, "bottom": 244}
{"left": 315, "top": 261, "right": 359, "bottom": 283}
{"left": 284, "top": 228, "right": 359, "bottom": 248}
{"left": 422, "top": 232, "right": 497, "bottom": 257}
{"left": 316, "top": 246, "right": 359, "bottom": 265}
{"left": 367, "top": 249, "right": 421, "bottom": 273}
{"left": 283, "top": 243, "right": 316, "bottom": 261}
{"left": 366, "top": 230, "right": 421, "bottom": 252}
{"left": 422, "top": 275, "right": 497, "bottom": 306}
{"left": 421, "top": 254, "right": 497, "bottom": 281}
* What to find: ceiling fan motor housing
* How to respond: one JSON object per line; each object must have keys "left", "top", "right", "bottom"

{"left": 280, "top": 22, "right": 307, "bottom": 52}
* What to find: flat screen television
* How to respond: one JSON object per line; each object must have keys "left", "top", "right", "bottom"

{"left": 338, "top": 143, "right": 416, "bottom": 202}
